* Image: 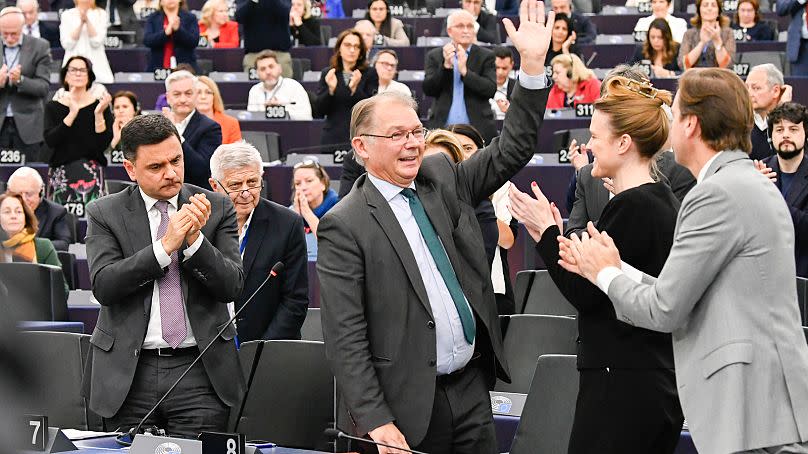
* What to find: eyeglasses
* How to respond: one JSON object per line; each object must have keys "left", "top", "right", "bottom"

{"left": 361, "top": 127, "right": 428, "bottom": 143}
{"left": 215, "top": 179, "right": 263, "bottom": 198}
{"left": 341, "top": 42, "right": 361, "bottom": 50}
{"left": 293, "top": 158, "right": 323, "bottom": 169}
{"left": 376, "top": 61, "right": 397, "bottom": 69}
{"left": 67, "top": 67, "right": 89, "bottom": 74}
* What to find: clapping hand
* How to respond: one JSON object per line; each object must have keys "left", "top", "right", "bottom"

{"left": 562, "top": 30, "right": 576, "bottom": 54}
{"left": 558, "top": 222, "right": 622, "bottom": 284}
{"left": 161, "top": 106, "right": 178, "bottom": 124}
{"left": 348, "top": 69, "right": 362, "bottom": 94}
{"left": 568, "top": 139, "right": 589, "bottom": 171}
{"left": 95, "top": 92, "right": 112, "bottom": 115}
{"left": 0, "top": 64, "right": 9, "bottom": 87}
{"left": 325, "top": 68, "right": 337, "bottom": 94}
{"left": 502, "top": 0, "right": 554, "bottom": 76}
{"left": 455, "top": 44, "right": 468, "bottom": 76}
{"left": 8, "top": 64, "right": 21, "bottom": 84}
{"left": 753, "top": 159, "right": 777, "bottom": 183}
{"left": 507, "top": 181, "right": 563, "bottom": 243}
{"left": 442, "top": 42, "right": 455, "bottom": 69}
{"left": 181, "top": 193, "right": 211, "bottom": 244}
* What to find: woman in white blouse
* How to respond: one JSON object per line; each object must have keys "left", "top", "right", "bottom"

{"left": 633, "top": 0, "right": 688, "bottom": 43}
{"left": 60, "top": 0, "right": 114, "bottom": 84}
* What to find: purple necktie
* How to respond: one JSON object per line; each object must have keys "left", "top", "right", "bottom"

{"left": 155, "top": 200, "right": 187, "bottom": 348}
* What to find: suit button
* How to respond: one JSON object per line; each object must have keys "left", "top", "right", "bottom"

{"left": 134, "top": 349, "right": 139, "bottom": 357}
{"left": 428, "top": 359, "right": 436, "bottom": 367}
{"left": 427, "top": 321, "right": 435, "bottom": 329}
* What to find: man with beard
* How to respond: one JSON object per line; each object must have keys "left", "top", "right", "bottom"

{"left": 763, "top": 102, "right": 808, "bottom": 278}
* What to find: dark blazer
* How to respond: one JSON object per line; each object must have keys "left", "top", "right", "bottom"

{"left": 81, "top": 184, "right": 245, "bottom": 418}
{"left": 476, "top": 10, "right": 500, "bottom": 44}
{"left": 505, "top": 77, "right": 516, "bottom": 99}
{"left": 143, "top": 10, "right": 200, "bottom": 72}
{"left": 0, "top": 36, "right": 51, "bottom": 145}
{"left": 566, "top": 151, "right": 696, "bottom": 236}
{"left": 37, "top": 21, "right": 61, "bottom": 48}
{"left": 35, "top": 199, "right": 73, "bottom": 251}
{"left": 317, "top": 82, "right": 549, "bottom": 445}
{"left": 96, "top": 0, "right": 140, "bottom": 39}
{"left": 423, "top": 44, "right": 498, "bottom": 143}
{"left": 235, "top": 0, "right": 291, "bottom": 54}
{"left": 314, "top": 66, "right": 378, "bottom": 153}
{"left": 495, "top": 0, "right": 518, "bottom": 15}
{"left": 764, "top": 155, "right": 808, "bottom": 278}
{"left": 181, "top": 111, "right": 222, "bottom": 190}
{"left": 291, "top": 17, "right": 321, "bottom": 46}
{"left": 338, "top": 150, "right": 363, "bottom": 199}
{"left": 751, "top": 123, "right": 774, "bottom": 161}
{"left": 236, "top": 199, "right": 309, "bottom": 342}
{"left": 570, "top": 11, "right": 597, "bottom": 45}
{"left": 778, "top": 0, "right": 804, "bottom": 63}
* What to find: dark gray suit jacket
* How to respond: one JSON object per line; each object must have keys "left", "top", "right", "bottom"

{"left": 0, "top": 36, "right": 52, "bottom": 145}
{"left": 317, "top": 82, "right": 549, "bottom": 445}
{"left": 81, "top": 184, "right": 245, "bottom": 418}
{"left": 566, "top": 151, "right": 696, "bottom": 236}
{"left": 34, "top": 199, "right": 73, "bottom": 251}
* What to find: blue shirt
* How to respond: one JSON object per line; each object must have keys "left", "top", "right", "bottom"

{"left": 446, "top": 47, "right": 472, "bottom": 126}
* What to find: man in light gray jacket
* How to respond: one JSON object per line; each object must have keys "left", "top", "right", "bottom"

{"left": 565, "top": 68, "right": 808, "bottom": 454}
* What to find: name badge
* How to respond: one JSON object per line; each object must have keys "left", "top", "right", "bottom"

{"left": 104, "top": 36, "right": 122, "bottom": 48}
{"left": 633, "top": 30, "right": 647, "bottom": 42}
{"left": 198, "top": 36, "right": 210, "bottom": 47}
{"left": 733, "top": 63, "right": 750, "bottom": 77}
{"left": 248, "top": 68, "right": 259, "bottom": 80}
{"left": 21, "top": 415, "right": 47, "bottom": 451}
{"left": 333, "top": 149, "right": 349, "bottom": 163}
{"left": 110, "top": 149, "right": 125, "bottom": 164}
{"left": 199, "top": 432, "right": 245, "bottom": 454}
{"left": 637, "top": 1, "right": 652, "bottom": 13}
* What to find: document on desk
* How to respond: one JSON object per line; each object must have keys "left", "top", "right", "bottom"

{"left": 61, "top": 429, "right": 118, "bottom": 440}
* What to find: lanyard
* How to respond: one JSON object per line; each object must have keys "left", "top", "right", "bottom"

{"left": 264, "top": 77, "right": 285, "bottom": 102}
{"left": 3, "top": 46, "right": 20, "bottom": 69}
{"left": 239, "top": 224, "right": 250, "bottom": 255}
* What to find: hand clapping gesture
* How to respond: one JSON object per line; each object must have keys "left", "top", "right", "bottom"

{"left": 348, "top": 69, "right": 362, "bottom": 94}
{"left": 324, "top": 68, "right": 338, "bottom": 95}
{"left": 507, "top": 182, "right": 564, "bottom": 243}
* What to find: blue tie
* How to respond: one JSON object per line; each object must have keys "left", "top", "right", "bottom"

{"left": 446, "top": 52, "right": 470, "bottom": 126}
{"left": 400, "top": 188, "right": 475, "bottom": 344}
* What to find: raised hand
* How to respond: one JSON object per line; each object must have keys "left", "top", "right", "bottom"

{"left": 753, "top": 159, "right": 777, "bottom": 183}
{"left": 442, "top": 42, "right": 455, "bottom": 69}
{"left": 455, "top": 44, "right": 468, "bottom": 76}
{"left": 502, "top": 0, "right": 554, "bottom": 75}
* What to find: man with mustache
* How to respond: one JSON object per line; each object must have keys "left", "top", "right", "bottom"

{"left": 763, "top": 102, "right": 808, "bottom": 278}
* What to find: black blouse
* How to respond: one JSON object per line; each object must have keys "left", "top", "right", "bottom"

{"left": 44, "top": 100, "right": 113, "bottom": 167}
{"left": 536, "top": 182, "right": 680, "bottom": 369}
{"left": 291, "top": 17, "right": 322, "bottom": 46}
{"left": 731, "top": 21, "right": 777, "bottom": 41}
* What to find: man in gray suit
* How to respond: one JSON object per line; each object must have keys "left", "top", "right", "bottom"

{"left": 317, "top": 2, "right": 552, "bottom": 452}
{"left": 82, "top": 114, "right": 245, "bottom": 436}
{"left": 0, "top": 7, "right": 50, "bottom": 163}
{"left": 565, "top": 68, "right": 808, "bottom": 454}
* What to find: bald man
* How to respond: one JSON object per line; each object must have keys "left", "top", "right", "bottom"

{"left": 423, "top": 10, "right": 498, "bottom": 142}
{"left": 17, "top": 0, "right": 59, "bottom": 48}
{"left": 0, "top": 7, "right": 51, "bottom": 163}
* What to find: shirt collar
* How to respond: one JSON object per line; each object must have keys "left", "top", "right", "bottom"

{"left": 176, "top": 109, "right": 196, "bottom": 129}
{"left": 754, "top": 112, "right": 768, "bottom": 131}
{"left": 367, "top": 172, "right": 416, "bottom": 202}
{"left": 241, "top": 207, "right": 255, "bottom": 235}
{"left": 4, "top": 36, "right": 22, "bottom": 50}
{"left": 139, "top": 187, "right": 180, "bottom": 212}
{"left": 696, "top": 151, "right": 724, "bottom": 184}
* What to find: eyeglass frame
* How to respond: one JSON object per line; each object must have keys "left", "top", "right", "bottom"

{"left": 360, "top": 127, "right": 429, "bottom": 143}
{"left": 214, "top": 178, "right": 264, "bottom": 198}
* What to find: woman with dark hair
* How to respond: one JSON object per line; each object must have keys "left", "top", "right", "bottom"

{"left": 546, "top": 13, "right": 580, "bottom": 64}
{"left": 508, "top": 76, "right": 684, "bottom": 454}
{"left": 0, "top": 192, "right": 67, "bottom": 294}
{"left": 731, "top": 0, "right": 776, "bottom": 41}
{"left": 632, "top": 18, "right": 681, "bottom": 77}
{"left": 143, "top": 0, "right": 200, "bottom": 71}
{"left": 679, "top": 0, "right": 735, "bottom": 69}
{"left": 365, "top": 0, "right": 410, "bottom": 46}
{"left": 44, "top": 55, "right": 112, "bottom": 211}
{"left": 314, "top": 28, "right": 378, "bottom": 154}
{"left": 290, "top": 158, "right": 338, "bottom": 238}
{"left": 289, "top": 0, "right": 322, "bottom": 46}
{"left": 109, "top": 90, "right": 140, "bottom": 152}
{"left": 447, "top": 122, "right": 518, "bottom": 315}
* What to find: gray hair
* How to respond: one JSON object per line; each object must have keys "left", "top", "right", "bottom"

{"left": 7, "top": 166, "right": 43, "bottom": 189}
{"left": 354, "top": 19, "right": 375, "bottom": 33}
{"left": 209, "top": 141, "right": 264, "bottom": 181}
{"left": 447, "top": 9, "right": 475, "bottom": 29}
{"left": 350, "top": 91, "right": 418, "bottom": 166}
{"left": 15, "top": 0, "right": 39, "bottom": 12}
{"left": 750, "top": 63, "right": 784, "bottom": 88}
{"left": 164, "top": 70, "right": 197, "bottom": 91}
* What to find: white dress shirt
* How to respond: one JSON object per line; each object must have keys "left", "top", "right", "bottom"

{"left": 634, "top": 14, "right": 689, "bottom": 43}
{"left": 174, "top": 110, "right": 195, "bottom": 138}
{"left": 25, "top": 22, "right": 40, "bottom": 38}
{"left": 246, "top": 78, "right": 313, "bottom": 120}
{"left": 140, "top": 189, "right": 205, "bottom": 349}
{"left": 594, "top": 151, "right": 724, "bottom": 294}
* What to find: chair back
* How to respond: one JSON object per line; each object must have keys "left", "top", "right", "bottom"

{"left": 516, "top": 270, "right": 577, "bottom": 317}
{"left": 300, "top": 307, "right": 323, "bottom": 341}
{"left": 0, "top": 263, "right": 68, "bottom": 320}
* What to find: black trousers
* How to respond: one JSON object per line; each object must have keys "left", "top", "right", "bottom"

{"left": 568, "top": 368, "right": 684, "bottom": 454}
{"left": 104, "top": 348, "right": 229, "bottom": 438}
{"left": 353, "top": 362, "right": 497, "bottom": 454}
{"left": 0, "top": 117, "right": 41, "bottom": 163}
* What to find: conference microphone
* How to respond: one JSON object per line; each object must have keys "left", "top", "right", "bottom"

{"left": 117, "top": 261, "right": 286, "bottom": 446}
{"left": 323, "top": 428, "right": 429, "bottom": 454}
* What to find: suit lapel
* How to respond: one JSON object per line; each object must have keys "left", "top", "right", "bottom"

{"left": 176, "top": 186, "right": 191, "bottom": 303}
{"left": 183, "top": 111, "right": 199, "bottom": 140}
{"left": 363, "top": 178, "right": 432, "bottom": 315}
{"left": 242, "top": 200, "right": 268, "bottom": 276}
{"left": 785, "top": 157, "right": 808, "bottom": 207}
{"left": 123, "top": 186, "right": 154, "bottom": 315}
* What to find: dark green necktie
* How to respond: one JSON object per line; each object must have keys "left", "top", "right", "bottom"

{"left": 400, "top": 188, "right": 475, "bottom": 344}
